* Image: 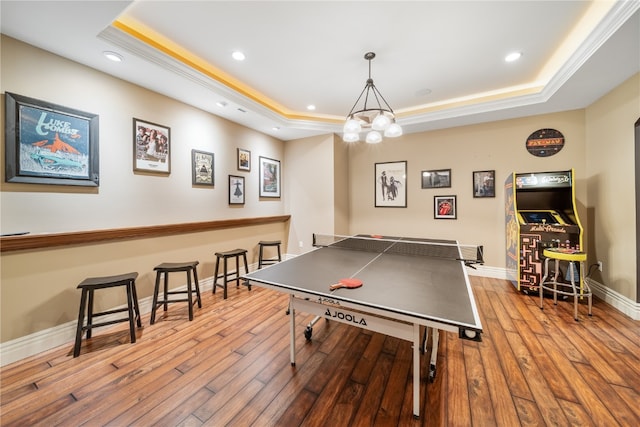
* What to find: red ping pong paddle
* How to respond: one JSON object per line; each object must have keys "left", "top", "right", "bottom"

{"left": 329, "top": 278, "right": 363, "bottom": 291}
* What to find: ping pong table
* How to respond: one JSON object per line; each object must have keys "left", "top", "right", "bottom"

{"left": 242, "top": 234, "right": 483, "bottom": 419}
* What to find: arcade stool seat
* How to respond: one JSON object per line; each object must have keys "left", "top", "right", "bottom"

{"left": 539, "top": 248, "right": 592, "bottom": 321}
{"left": 213, "top": 249, "right": 250, "bottom": 299}
{"left": 74, "top": 272, "right": 142, "bottom": 357}
{"left": 258, "top": 240, "right": 282, "bottom": 269}
{"left": 150, "top": 261, "right": 202, "bottom": 324}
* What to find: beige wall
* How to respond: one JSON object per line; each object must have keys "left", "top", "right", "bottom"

{"left": 2, "top": 36, "right": 638, "bottom": 361}
{"left": 1, "top": 36, "right": 289, "bottom": 347}
{"left": 1, "top": 224, "right": 286, "bottom": 342}
{"left": 347, "top": 110, "right": 587, "bottom": 268}
{"left": 282, "top": 134, "right": 351, "bottom": 254}
{"left": 1, "top": 36, "right": 284, "bottom": 233}
{"left": 283, "top": 134, "right": 336, "bottom": 254}
{"left": 585, "top": 73, "right": 640, "bottom": 302}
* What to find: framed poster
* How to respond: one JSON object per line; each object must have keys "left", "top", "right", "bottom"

{"left": 421, "top": 169, "right": 451, "bottom": 189}
{"left": 133, "top": 118, "right": 170, "bottom": 174}
{"left": 259, "top": 156, "right": 280, "bottom": 198}
{"left": 473, "top": 170, "right": 495, "bottom": 198}
{"left": 4, "top": 92, "right": 99, "bottom": 187}
{"left": 375, "top": 161, "right": 407, "bottom": 207}
{"left": 238, "top": 148, "right": 251, "bottom": 171}
{"left": 229, "top": 175, "right": 245, "bottom": 204}
{"left": 434, "top": 195, "right": 457, "bottom": 219}
{"left": 192, "top": 149, "right": 214, "bottom": 186}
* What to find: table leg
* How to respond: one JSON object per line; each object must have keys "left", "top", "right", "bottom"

{"left": 413, "top": 323, "right": 420, "bottom": 418}
{"left": 289, "top": 295, "right": 296, "bottom": 366}
{"left": 429, "top": 329, "right": 439, "bottom": 383}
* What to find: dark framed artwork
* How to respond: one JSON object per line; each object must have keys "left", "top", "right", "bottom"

{"left": 133, "top": 118, "right": 170, "bottom": 174}
{"left": 434, "top": 195, "right": 457, "bottom": 219}
{"left": 238, "top": 148, "right": 251, "bottom": 171}
{"left": 191, "top": 149, "right": 214, "bottom": 186}
{"left": 4, "top": 92, "right": 99, "bottom": 187}
{"left": 229, "top": 175, "right": 245, "bottom": 204}
{"left": 473, "top": 170, "right": 495, "bottom": 198}
{"left": 375, "top": 161, "right": 407, "bottom": 207}
{"left": 421, "top": 169, "right": 451, "bottom": 189}
{"left": 259, "top": 156, "right": 281, "bottom": 198}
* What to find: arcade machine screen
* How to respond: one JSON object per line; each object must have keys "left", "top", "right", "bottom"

{"left": 518, "top": 210, "right": 566, "bottom": 225}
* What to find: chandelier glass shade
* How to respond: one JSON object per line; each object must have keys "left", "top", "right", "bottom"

{"left": 343, "top": 52, "right": 402, "bottom": 143}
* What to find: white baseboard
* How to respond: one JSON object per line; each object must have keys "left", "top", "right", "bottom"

{"left": 466, "top": 264, "right": 509, "bottom": 280}
{"left": 586, "top": 278, "right": 640, "bottom": 320}
{"left": 0, "top": 276, "right": 214, "bottom": 367}
{"left": 2, "top": 263, "right": 637, "bottom": 367}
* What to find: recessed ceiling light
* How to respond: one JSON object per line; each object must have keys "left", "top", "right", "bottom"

{"left": 307, "top": 105, "right": 316, "bottom": 111}
{"left": 232, "top": 51, "right": 246, "bottom": 61}
{"left": 505, "top": 52, "right": 522, "bottom": 63}
{"left": 216, "top": 101, "right": 228, "bottom": 108}
{"left": 103, "top": 51, "right": 123, "bottom": 62}
{"left": 272, "top": 126, "right": 280, "bottom": 131}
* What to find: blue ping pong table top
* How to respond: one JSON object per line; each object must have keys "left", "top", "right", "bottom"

{"left": 243, "top": 236, "right": 482, "bottom": 332}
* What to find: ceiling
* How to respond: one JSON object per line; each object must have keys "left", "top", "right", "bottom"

{"left": 1, "top": 1, "right": 639, "bottom": 141}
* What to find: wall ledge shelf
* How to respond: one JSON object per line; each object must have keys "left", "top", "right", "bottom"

{"left": 0, "top": 215, "right": 291, "bottom": 253}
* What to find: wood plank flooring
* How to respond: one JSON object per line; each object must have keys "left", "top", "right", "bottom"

{"left": 1, "top": 276, "right": 639, "bottom": 426}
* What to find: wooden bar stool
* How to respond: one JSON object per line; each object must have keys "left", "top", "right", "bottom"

{"left": 258, "top": 240, "right": 282, "bottom": 269}
{"left": 74, "top": 272, "right": 141, "bottom": 357}
{"left": 213, "top": 249, "right": 250, "bottom": 299}
{"left": 539, "top": 248, "right": 592, "bottom": 321}
{"left": 151, "top": 261, "right": 202, "bottom": 324}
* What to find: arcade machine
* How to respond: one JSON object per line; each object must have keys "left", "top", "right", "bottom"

{"left": 505, "top": 169, "right": 584, "bottom": 292}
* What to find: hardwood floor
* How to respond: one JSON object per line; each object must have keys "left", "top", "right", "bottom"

{"left": 1, "top": 276, "right": 639, "bottom": 426}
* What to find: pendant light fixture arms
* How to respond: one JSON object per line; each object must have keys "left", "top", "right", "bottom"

{"left": 343, "top": 52, "right": 402, "bottom": 143}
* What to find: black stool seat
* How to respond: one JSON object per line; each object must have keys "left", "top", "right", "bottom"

{"left": 214, "top": 249, "right": 250, "bottom": 299}
{"left": 151, "top": 261, "right": 202, "bottom": 324}
{"left": 258, "top": 240, "right": 282, "bottom": 269}
{"left": 74, "top": 272, "right": 141, "bottom": 357}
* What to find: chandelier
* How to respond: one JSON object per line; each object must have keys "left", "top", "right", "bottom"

{"left": 343, "top": 52, "right": 402, "bottom": 143}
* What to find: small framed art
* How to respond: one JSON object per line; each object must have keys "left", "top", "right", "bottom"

{"left": 259, "top": 156, "right": 280, "bottom": 198}
{"left": 473, "top": 170, "right": 495, "bottom": 198}
{"left": 375, "top": 161, "right": 407, "bottom": 207}
{"left": 238, "top": 148, "right": 251, "bottom": 171}
{"left": 191, "top": 149, "right": 214, "bottom": 186}
{"left": 133, "top": 118, "right": 170, "bottom": 174}
{"left": 229, "top": 175, "right": 245, "bottom": 204}
{"left": 421, "top": 169, "right": 451, "bottom": 189}
{"left": 4, "top": 92, "right": 100, "bottom": 187}
{"left": 434, "top": 195, "right": 457, "bottom": 219}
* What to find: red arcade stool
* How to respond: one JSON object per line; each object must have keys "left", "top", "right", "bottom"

{"left": 151, "top": 261, "right": 202, "bottom": 324}
{"left": 74, "top": 272, "right": 141, "bottom": 357}
{"left": 213, "top": 249, "right": 250, "bottom": 299}
{"left": 539, "top": 248, "right": 592, "bottom": 321}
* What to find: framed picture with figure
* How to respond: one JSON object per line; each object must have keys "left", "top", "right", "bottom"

{"left": 421, "top": 169, "right": 451, "bottom": 189}
{"left": 191, "top": 150, "right": 214, "bottom": 186}
{"left": 133, "top": 118, "right": 170, "bottom": 174}
{"left": 237, "top": 148, "right": 251, "bottom": 171}
{"left": 375, "top": 161, "right": 407, "bottom": 207}
{"left": 229, "top": 175, "right": 245, "bottom": 204}
{"left": 259, "top": 156, "right": 280, "bottom": 198}
{"left": 473, "top": 170, "right": 495, "bottom": 198}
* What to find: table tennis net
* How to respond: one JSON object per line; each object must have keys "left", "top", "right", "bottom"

{"left": 313, "top": 234, "right": 484, "bottom": 265}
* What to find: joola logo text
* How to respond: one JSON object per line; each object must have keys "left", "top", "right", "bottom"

{"left": 324, "top": 308, "right": 367, "bottom": 326}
